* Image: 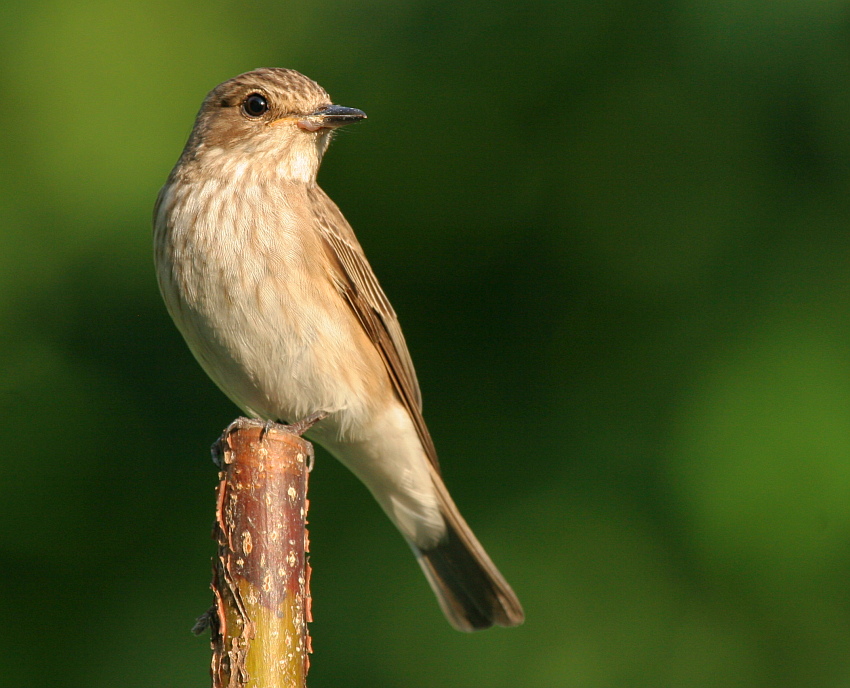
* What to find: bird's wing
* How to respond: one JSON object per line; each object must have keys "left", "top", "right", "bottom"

{"left": 308, "top": 186, "right": 440, "bottom": 471}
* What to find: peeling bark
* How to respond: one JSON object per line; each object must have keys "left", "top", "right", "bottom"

{"left": 207, "top": 419, "right": 313, "bottom": 688}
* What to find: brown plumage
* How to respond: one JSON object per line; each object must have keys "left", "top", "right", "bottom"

{"left": 154, "top": 68, "right": 524, "bottom": 631}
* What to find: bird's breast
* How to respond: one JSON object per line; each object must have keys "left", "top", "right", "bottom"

{"left": 155, "top": 175, "right": 388, "bottom": 431}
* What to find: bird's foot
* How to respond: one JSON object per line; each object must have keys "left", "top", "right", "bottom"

{"left": 283, "top": 410, "right": 329, "bottom": 437}
{"left": 212, "top": 417, "right": 267, "bottom": 466}
{"left": 258, "top": 418, "right": 277, "bottom": 442}
{"left": 211, "top": 414, "right": 326, "bottom": 467}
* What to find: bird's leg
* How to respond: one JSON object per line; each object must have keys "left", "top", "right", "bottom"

{"left": 283, "top": 410, "right": 329, "bottom": 437}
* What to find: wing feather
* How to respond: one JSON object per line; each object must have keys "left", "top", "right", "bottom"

{"left": 308, "top": 186, "right": 440, "bottom": 470}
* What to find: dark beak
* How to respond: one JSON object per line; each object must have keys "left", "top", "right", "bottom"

{"left": 312, "top": 104, "right": 367, "bottom": 127}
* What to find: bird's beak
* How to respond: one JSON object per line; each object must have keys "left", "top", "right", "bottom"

{"left": 296, "top": 104, "right": 367, "bottom": 132}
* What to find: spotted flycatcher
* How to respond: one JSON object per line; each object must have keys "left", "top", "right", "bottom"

{"left": 154, "top": 68, "right": 523, "bottom": 631}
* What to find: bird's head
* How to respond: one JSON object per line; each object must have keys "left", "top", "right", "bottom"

{"left": 182, "top": 68, "right": 366, "bottom": 183}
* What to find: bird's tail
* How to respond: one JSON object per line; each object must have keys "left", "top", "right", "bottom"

{"left": 412, "top": 465, "right": 525, "bottom": 632}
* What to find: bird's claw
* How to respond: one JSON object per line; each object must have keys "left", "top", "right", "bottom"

{"left": 212, "top": 417, "right": 266, "bottom": 466}
{"left": 211, "top": 413, "right": 327, "bottom": 467}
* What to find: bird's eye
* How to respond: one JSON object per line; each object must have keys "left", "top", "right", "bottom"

{"left": 242, "top": 93, "right": 269, "bottom": 117}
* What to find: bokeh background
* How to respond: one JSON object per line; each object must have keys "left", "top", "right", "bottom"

{"left": 2, "top": 1, "right": 850, "bottom": 686}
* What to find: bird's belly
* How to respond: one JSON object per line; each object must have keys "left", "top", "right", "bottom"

{"left": 159, "top": 208, "right": 388, "bottom": 434}
{"left": 186, "top": 275, "right": 385, "bottom": 428}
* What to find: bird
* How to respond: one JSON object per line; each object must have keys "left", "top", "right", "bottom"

{"left": 153, "top": 68, "right": 524, "bottom": 631}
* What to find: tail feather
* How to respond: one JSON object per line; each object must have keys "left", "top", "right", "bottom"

{"left": 414, "top": 466, "right": 525, "bottom": 632}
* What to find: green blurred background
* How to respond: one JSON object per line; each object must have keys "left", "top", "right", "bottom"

{"left": 2, "top": 0, "right": 850, "bottom": 686}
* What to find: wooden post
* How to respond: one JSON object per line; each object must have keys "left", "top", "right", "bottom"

{"left": 205, "top": 419, "right": 313, "bottom": 688}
